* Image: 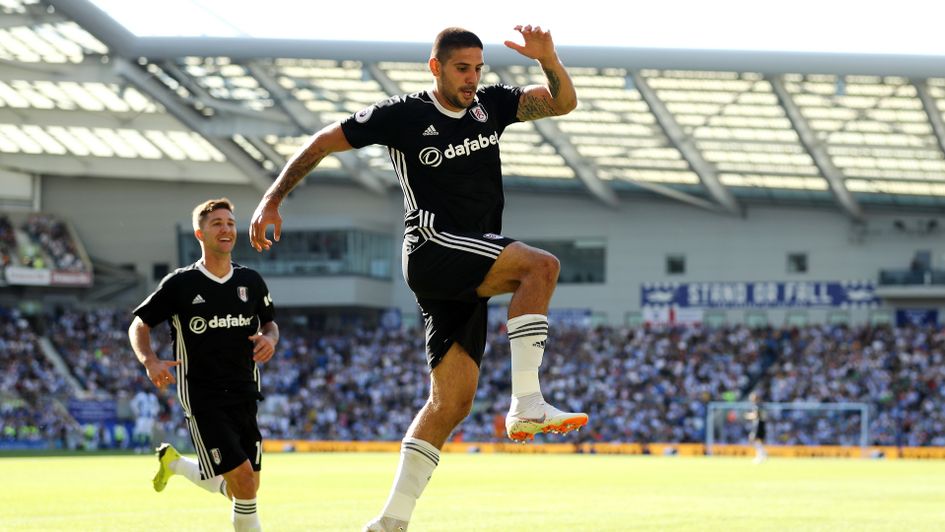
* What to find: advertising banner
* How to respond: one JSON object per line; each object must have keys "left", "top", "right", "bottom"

{"left": 641, "top": 280, "right": 879, "bottom": 309}
{"left": 4, "top": 266, "right": 93, "bottom": 287}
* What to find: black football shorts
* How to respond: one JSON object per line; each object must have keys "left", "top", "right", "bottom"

{"left": 402, "top": 227, "right": 516, "bottom": 368}
{"left": 187, "top": 401, "right": 262, "bottom": 478}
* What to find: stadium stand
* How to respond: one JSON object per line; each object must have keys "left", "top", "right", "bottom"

{"left": 0, "top": 212, "right": 92, "bottom": 287}
{"left": 47, "top": 307, "right": 150, "bottom": 397}
{"left": 755, "top": 324, "right": 945, "bottom": 447}
{"left": 5, "top": 301, "right": 943, "bottom": 452}
{"left": 0, "top": 306, "right": 77, "bottom": 448}
{"left": 22, "top": 213, "right": 87, "bottom": 271}
{"left": 1, "top": 1, "right": 943, "bottom": 459}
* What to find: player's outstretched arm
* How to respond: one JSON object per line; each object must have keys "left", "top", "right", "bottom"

{"left": 249, "top": 122, "right": 354, "bottom": 252}
{"left": 504, "top": 25, "right": 578, "bottom": 121}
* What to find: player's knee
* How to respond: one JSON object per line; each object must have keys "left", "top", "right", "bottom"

{"left": 454, "top": 394, "right": 475, "bottom": 420}
{"left": 532, "top": 251, "right": 560, "bottom": 285}
{"left": 433, "top": 395, "right": 474, "bottom": 426}
{"left": 226, "top": 463, "right": 257, "bottom": 498}
{"left": 447, "top": 400, "right": 473, "bottom": 426}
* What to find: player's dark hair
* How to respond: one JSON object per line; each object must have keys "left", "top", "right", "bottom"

{"left": 431, "top": 27, "right": 483, "bottom": 63}
{"left": 192, "top": 197, "right": 234, "bottom": 230}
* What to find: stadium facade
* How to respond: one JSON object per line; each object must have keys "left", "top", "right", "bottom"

{"left": 0, "top": 0, "right": 942, "bottom": 327}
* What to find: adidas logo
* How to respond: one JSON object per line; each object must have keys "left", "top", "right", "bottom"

{"left": 192, "top": 294, "right": 205, "bottom": 305}
{"left": 422, "top": 125, "right": 438, "bottom": 136}
{"left": 533, "top": 340, "right": 546, "bottom": 349}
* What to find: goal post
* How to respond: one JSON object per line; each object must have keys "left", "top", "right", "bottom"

{"left": 705, "top": 401, "right": 870, "bottom": 456}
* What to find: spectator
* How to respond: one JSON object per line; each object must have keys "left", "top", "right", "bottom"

{"left": 6, "top": 303, "right": 945, "bottom": 449}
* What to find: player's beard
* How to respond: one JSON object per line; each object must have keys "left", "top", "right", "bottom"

{"left": 438, "top": 74, "right": 476, "bottom": 110}
{"left": 448, "top": 88, "right": 475, "bottom": 109}
{"left": 443, "top": 89, "right": 474, "bottom": 109}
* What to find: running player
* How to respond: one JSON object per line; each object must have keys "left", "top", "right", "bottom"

{"left": 129, "top": 198, "right": 278, "bottom": 532}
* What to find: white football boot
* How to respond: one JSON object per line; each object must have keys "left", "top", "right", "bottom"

{"left": 506, "top": 396, "right": 588, "bottom": 443}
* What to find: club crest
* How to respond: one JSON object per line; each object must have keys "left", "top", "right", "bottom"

{"left": 237, "top": 286, "right": 248, "bottom": 302}
{"left": 470, "top": 105, "right": 488, "bottom": 123}
{"left": 211, "top": 448, "right": 222, "bottom": 465}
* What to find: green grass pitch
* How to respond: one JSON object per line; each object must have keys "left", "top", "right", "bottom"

{"left": 3, "top": 452, "right": 944, "bottom": 531}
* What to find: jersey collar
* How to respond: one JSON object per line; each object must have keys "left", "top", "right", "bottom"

{"left": 427, "top": 88, "right": 475, "bottom": 119}
{"left": 196, "top": 261, "right": 233, "bottom": 284}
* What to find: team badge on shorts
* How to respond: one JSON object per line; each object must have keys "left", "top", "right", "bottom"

{"left": 237, "top": 286, "right": 248, "bottom": 302}
{"left": 483, "top": 233, "right": 503, "bottom": 240}
{"left": 470, "top": 105, "right": 488, "bottom": 122}
{"left": 211, "top": 448, "right": 222, "bottom": 465}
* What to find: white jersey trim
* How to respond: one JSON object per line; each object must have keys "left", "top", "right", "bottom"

{"left": 426, "top": 88, "right": 471, "bottom": 119}
{"left": 188, "top": 416, "right": 214, "bottom": 479}
{"left": 434, "top": 231, "right": 504, "bottom": 258}
{"left": 171, "top": 314, "right": 191, "bottom": 417}
{"left": 429, "top": 235, "right": 501, "bottom": 259}
{"left": 404, "top": 209, "right": 504, "bottom": 258}
{"left": 196, "top": 261, "right": 233, "bottom": 284}
{"left": 389, "top": 148, "right": 417, "bottom": 212}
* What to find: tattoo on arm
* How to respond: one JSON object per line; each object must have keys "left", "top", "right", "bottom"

{"left": 518, "top": 93, "right": 557, "bottom": 121}
{"left": 518, "top": 68, "right": 566, "bottom": 121}
{"left": 268, "top": 147, "right": 327, "bottom": 201}
{"left": 544, "top": 69, "right": 561, "bottom": 99}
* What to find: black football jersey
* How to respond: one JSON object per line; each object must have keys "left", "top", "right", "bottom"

{"left": 133, "top": 262, "right": 275, "bottom": 413}
{"left": 340, "top": 85, "right": 523, "bottom": 234}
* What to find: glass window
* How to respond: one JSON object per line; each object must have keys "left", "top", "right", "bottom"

{"left": 666, "top": 254, "right": 685, "bottom": 275}
{"left": 828, "top": 310, "right": 850, "bottom": 325}
{"left": 178, "top": 227, "right": 392, "bottom": 279}
{"left": 152, "top": 262, "right": 169, "bottom": 281}
{"left": 870, "top": 310, "right": 893, "bottom": 325}
{"left": 785, "top": 310, "right": 808, "bottom": 326}
{"left": 704, "top": 310, "right": 727, "bottom": 328}
{"left": 529, "top": 239, "right": 605, "bottom": 284}
{"left": 787, "top": 252, "right": 808, "bottom": 273}
{"left": 745, "top": 310, "right": 768, "bottom": 328}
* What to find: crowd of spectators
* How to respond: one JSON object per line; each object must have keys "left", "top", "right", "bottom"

{"left": 44, "top": 308, "right": 188, "bottom": 450}
{"left": 46, "top": 308, "right": 157, "bottom": 398}
{"left": 3, "top": 304, "right": 944, "bottom": 452}
{"left": 754, "top": 325, "right": 945, "bottom": 447}
{"left": 0, "top": 213, "right": 89, "bottom": 273}
{"left": 21, "top": 213, "right": 86, "bottom": 272}
{"left": 0, "top": 307, "right": 77, "bottom": 446}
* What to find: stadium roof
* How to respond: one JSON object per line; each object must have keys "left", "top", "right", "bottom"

{"left": 4, "top": 0, "right": 945, "bottom": 216}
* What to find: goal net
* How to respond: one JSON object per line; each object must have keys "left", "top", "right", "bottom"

{"left": 705, "top": 401, "right": 870, "bottom": 456}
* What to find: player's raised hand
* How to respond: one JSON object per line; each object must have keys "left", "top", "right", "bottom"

{"left": 145, "top": 359, "right": 181, "bottom": 390}
{"left": 249, "top": 198, "right": 282, "bottom": 252}
{"left": 504, "top": 25, "right": 556, "bottom": 63}
{"left": 249, "top": 333, "right": 276, "bottom": 363}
